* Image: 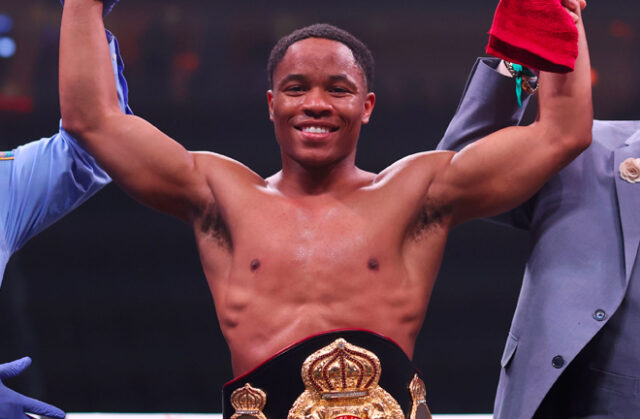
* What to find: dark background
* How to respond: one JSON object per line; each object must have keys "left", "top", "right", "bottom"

{"left": 0, "top": 0, "right": 638, "bottom": 414}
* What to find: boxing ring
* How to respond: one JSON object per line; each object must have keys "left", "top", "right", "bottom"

{"left": 61, "top": 414, "right": 491, "bottom": 418}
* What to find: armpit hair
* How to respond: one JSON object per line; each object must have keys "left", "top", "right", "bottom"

{"left": 200, "top": 202, "right": 232, "bottom": 250}
{"left": 411, "top": 199, "right": 451, "bottom": 240}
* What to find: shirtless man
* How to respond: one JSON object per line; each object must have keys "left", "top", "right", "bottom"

{"left": 59, "top": 0, "right": 590, "bottom": 416}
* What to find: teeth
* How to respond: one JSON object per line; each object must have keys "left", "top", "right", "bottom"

{"left": 302, "top": 126, "right": 330, "bottom": 134}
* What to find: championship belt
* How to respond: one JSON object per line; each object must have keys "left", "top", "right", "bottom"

{"left": 223, "top": 330, "right": 431, "bottom": 419}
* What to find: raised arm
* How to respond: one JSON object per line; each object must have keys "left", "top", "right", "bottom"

{"left": 0, "top": 25, "right": 134, "bottom": 283}
{"left": 59, "top": 0, "right": 210, "bottom": 221}
{"left": 435, "top": 60, "right": 539, "bottom": 230}
{"left": 430, "top": 0, "right": 592, "bottom": 225}
{"left": 436, "top": 58, "right": 531, "bottom": 153}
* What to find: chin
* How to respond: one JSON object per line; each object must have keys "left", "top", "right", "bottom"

{"left": 294, "top": 152, "right": 343, "bottom": 169}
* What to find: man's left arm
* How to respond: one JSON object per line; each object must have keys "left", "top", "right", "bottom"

{"left": 435, "top": 59, "right": 537, "bottom": 230}
{"left": 431, "top": 2, "right": 592, "bottom": 226}
{"left": 1, "top": 32, "right": 131, "bottom": 261}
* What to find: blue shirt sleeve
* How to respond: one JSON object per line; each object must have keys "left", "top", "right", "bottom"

{"left": 0, "top": 130, "right": 109, "bottom": 281}
{"left": 0, "top": 31, "right": 131, "bottom": 284}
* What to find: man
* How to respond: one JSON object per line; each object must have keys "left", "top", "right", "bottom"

{"left": 0, "top": 2, "right": 130, "bottom": 416}
{"left": 438, "top": 4, "right": 640, "bottom": 419}
{"left": 59, "top": 0, "right": 590, "bottom": 417}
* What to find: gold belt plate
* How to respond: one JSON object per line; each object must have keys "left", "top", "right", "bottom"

{"left": 230, "top": 337, "right": 432, "bottom": 418}
{"left": 288, "top": 338, "right": 405, "bottom": 419}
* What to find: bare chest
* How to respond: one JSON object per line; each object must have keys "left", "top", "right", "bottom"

{"left": 237, "top": 204, "right": 392, "bottom": 280}
{"left": 194, "top": 193, "right": 449, "bottom": 371}
{"left": 195, "top": 193, "right": 449, "bottom": 299}
{"left": 197, "top": 198, "right": 412, "bottom": 287}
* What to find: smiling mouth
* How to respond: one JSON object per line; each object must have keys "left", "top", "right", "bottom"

{"left": 295, "top": 125, "right": 339, "bottom": 134}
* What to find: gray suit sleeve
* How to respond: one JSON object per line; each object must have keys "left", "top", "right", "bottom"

{"left": 436, "top": 57, "right": 535, "bottom": 230}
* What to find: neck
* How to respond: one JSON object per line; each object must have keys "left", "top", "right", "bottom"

{"left": 271, "top": 155, "right": 372, "bottom": 197}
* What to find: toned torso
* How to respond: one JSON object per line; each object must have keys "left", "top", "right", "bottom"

{"left": 191, "top": 151, "right": 455, "bottom": 376}
{"left": 58, "top": 0, "right": 590, "bottom": 383}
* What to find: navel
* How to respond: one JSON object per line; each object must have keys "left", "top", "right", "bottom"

{"left": 250, "top": 259, "right": 261, "bottom": 272}
{"left": 367, "top": 258, "right": 380, "bottom": 271}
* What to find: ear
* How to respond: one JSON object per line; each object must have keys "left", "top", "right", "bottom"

{"left": 267, "top": 90, "right": 274, "bottom": 122}
{"left": 361, "top": 92, "right": 376, "bottom": 125}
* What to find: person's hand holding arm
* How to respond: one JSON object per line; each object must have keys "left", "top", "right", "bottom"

{"left": 60, "top": 0, "right": 210, "bottom": 221}
{"left": 432, "top": 0, "right": 592, "bottom": 225}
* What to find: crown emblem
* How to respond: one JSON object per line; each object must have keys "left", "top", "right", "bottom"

{"left": 230, "top": 383, "right": 267, "bottom": 419}
{"left": 409, "top": 375, "right": 432, "bottom": 419}
{"left": 289, "top": 338, "right": 404, "bottom": 419}
{"left": 302, "top": 338, "right": 381, "bottom": 398}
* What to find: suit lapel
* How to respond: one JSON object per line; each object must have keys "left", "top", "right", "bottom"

{"left": 614, "top": 131, "right": 640, "bottom": 283}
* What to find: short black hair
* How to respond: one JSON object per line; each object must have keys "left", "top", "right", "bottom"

{"left": 267, "top": 23, "right": 375, "bottom": 91}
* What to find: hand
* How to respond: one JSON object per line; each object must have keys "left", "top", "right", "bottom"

{"left": 59, "top": 0, "right": 121, "bottom": 17}
{"left": 0, "top": 357, "right": 65, "bottom": 419}
{"left": 562, "top": 0, "right": 586, "bottom": 24}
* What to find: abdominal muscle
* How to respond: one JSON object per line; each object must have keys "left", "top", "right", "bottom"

{"left": 210, "top": 262, "right": 434, "bottom": 377}
{"left": 193, "top": 182, "right": 449, "bottom": 377}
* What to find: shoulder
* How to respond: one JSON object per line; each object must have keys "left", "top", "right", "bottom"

{"left": 192, "top": 151, "right": 266, "bottom": 186}
{"left": 593, "top": 120, "right": 640, "bottom": 143}
{"left": 189, "top": 151, "right": 267, "bottom": 215}
{"left": 374, "top": 151, "right": 455, "bottom": 186}
{"left": 367, "top": 151, "right": 456, "bottom": 226}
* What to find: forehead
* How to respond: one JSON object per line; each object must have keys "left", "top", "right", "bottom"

{"left": 274, "top": 38, "right": 365, "bottom": 86}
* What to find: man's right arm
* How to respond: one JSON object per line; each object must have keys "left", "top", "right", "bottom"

{"left": 59, "top": 0, "right": 210, "bottom": 221}
{"left": 436, "top": 58, "right": 536, "bottom": 230}
{"left": 428, "top": 0, "right": 592, "bottom": 226}
{"left": 437, "top": 58, "right": 531, "bottom": 153}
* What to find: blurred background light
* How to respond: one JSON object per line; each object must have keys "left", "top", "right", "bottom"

{"left": 0, "top": 14, "right": 13, "bottom": 34}
{"left": 0, "top": 36, "right": 16, "bottom": 58}
{"left": 610, "top": 20, "right": 634, "bottom": 39}
{"left": 591, "top": 68, "right": 600, "bottom": 87}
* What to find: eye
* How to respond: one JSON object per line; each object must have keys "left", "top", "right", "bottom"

{"left": 328, "top": 86, "right": 352, "bottom": 96}
{"left": 284, "top": 85, "right": 306, "bottom": 95}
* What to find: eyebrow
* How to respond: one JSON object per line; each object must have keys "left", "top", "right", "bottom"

{"left": 278, "top": 74, "right": 308, "bottom": 88}
{"left": 328, "top": 75, "right": 358, "bottom": 91}
{"left": 277, "top": 74, "right": 359, "bottom": 91}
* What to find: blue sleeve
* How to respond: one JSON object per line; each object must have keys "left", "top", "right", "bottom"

{"left": 0, "top": 131, "right": 109, "bottom": 280}
{"left": 0, "top": 31, "right": 131, "bottom": 284}
{"left": 107, "top": 30, "right": 133, "bottom": 117}
{"left": 436, "top": 57, "right": 535, "bottom": 230}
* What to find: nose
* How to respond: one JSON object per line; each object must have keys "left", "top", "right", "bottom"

{"left": 302, "top": 87, "right": 332, "bottom": 118}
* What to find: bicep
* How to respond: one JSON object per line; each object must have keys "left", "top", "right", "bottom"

{"left": 76, "top": 113, "right": 210, "bottom": 220}
{"left": 432, "top": 123, "right": 571, "bottom": 225}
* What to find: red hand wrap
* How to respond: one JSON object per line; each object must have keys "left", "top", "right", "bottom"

{"left": 486, "top": 0, "right": 578, "bottom": 73}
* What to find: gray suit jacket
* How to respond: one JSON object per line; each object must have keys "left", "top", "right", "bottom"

{"left": 437, "top": 58, "right": 640, "bottom": 418}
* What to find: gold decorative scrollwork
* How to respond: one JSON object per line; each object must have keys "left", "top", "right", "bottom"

{"left": 230, "top": 383, "right": 268, "bottom": 419}
{"left": 288, "top": 338, "right": 405, "bottom": 419}
{"left": 409, "top": 375, "right": 432, "bottom": 419}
